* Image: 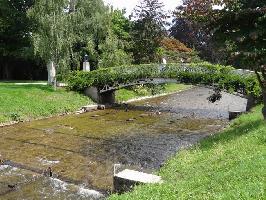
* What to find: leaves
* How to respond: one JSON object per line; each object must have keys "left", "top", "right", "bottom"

{"left": 28, "top": 0, "right": 78, "bottom": 69}
{"left": 67, "top": 62, "right": 261, "bottom": 97}
{"left": 131, "top": 0, "right": 168, "bottom": 64}
{"left": 0, "top": 0, "right": 34, "bottom": 58}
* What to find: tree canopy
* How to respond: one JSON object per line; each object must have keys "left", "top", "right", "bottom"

{"left": 0, "top": 0, "right": 33, "bottom": 58}
{"left": 175, "top": 0, "right": 266, "bottom": 119}
{"left": 131, "top": 0, "right": 168, "bottom": 64}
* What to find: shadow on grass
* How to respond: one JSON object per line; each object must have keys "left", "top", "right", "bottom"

{"left": 199, "top": 117, "right": 264, "bottom": 150}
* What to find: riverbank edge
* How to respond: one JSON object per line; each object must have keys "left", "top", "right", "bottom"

{"left": 121, "top": 86, "right": 193, "bottom": 104}
{"left": 0, "top": 86, "right": 192, "bottom": 128}
{"left": 108, "top": 104, "right": 265, "bottom": 200}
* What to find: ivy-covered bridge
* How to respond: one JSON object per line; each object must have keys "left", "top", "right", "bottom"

{"left": 67, "top": 62, "right": 260, "bottom": 104}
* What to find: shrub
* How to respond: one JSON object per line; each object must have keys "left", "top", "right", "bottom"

{"left": 9, "top": 112, "right": 21, "bottom": 121}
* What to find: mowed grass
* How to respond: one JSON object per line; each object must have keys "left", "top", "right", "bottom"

{"left": 0, "top": 82, "right": 92, "bottom": 123}
{"left": 116, "top": 83, "right": 191, "bottom": 102}
{"left": 0, "top": 82, "right": 190, "bottom": 123}
{"left": 109, "top": 105, "right": 266, "bottom": 200}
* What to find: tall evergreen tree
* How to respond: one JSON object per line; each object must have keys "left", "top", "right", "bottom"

{"left": 131, "top": 0, "right": 168, "bottom": 64}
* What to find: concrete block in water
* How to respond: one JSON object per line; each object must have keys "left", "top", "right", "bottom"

{"left": 113, "top": 169, "right": 163, "bottom": 193}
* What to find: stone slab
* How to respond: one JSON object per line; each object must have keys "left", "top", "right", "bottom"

{"left": 115, "top": 169, "right": 162, "bottom": 184}
{"left": 113, "top": 169, "right": 162, "bottom": 193}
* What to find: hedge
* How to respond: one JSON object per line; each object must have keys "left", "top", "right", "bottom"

{"left": 66, "top": 62, "right": 261, "bottom": 97}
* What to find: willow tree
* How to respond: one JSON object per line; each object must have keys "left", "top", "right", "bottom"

{"left": 28, "top": 0, "right": 80, "bottom": 87}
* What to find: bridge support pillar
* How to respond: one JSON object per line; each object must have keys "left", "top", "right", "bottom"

{"left": 85, "top": 87, "right": 115, "bottom": 104}
{"left": 246, "top": 95, "right": 255, "bottom": 111}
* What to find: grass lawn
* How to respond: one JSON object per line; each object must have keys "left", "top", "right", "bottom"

{"left": 0, "top": 82, "right": 190, "bottom": 123}
{"left": 0, "top": 82, "right": 92, "bottom": 123}
{"left": 116, "top": 83, "right": 191, "bottom": 102}
{"left": 0, "top": 80, "right": 47, "bottom": 84}
{"left": 109, "top": 105, "right": 266, "bottom": 200}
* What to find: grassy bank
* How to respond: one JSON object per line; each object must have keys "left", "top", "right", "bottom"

{"left": 0, "top": 83, "right": 92, "bottom": 123}
{"left": 116, "top": 83, "right": 191, "bottom": 102}
{"left": 109, "top": 105, "right": 266, "bottom": 200}
{"left": 0, "top": 82, "right": 190, "bottom": 123}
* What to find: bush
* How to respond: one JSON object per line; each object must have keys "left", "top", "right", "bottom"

{"left": 9, "top": 112, "right": 21, "bottom": 121}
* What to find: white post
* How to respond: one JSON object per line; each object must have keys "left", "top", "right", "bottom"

{"left": 159, "top": 57, "right": 167, "bottom": 72}
{"left": 162, "top": 57, "right": 167, "bottom": 65}
{"left": 47, "top": 61, "right": 56, "bottom": 85}
{"left": 83, "top": 61, "right": 90, "bottom": 72}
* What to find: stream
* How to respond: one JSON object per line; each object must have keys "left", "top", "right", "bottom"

{"left": 0, "top": 87, "right": 247, "bottom": 199}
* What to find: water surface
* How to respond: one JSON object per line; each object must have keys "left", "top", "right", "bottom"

{"left": 0, "top": 87, "right": 244, "bottom": 199}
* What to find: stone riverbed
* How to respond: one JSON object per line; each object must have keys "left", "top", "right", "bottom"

{"left": 0, "top": 87, "right": 247, "bottom": 199}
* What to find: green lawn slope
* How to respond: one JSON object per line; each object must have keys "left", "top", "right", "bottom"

{"left": 0, "top": 83, "right": 92, "bottom": 123}
{"left": 116, "top": 83, "right": 191, "bottom": 102}
{"left": 0, "top": 82, "right": 190, "bottom": 123}
{"left": 109, "top": 105, "right": 266, "bottom": 200}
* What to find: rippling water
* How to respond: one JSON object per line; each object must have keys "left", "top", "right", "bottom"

{"left": 0, "top": 87, "right": 246, "bottom": 199}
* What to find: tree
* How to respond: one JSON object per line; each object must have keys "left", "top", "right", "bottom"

{"left": 131, "top": 0, "right": 168, "bottom": 64}
{"left": 29, "top": 0, "right": 132, "bottom": 83}
{"left": 170, "top": 18, "right": 220, "bottom": 62}
{"left": 98, "top": 30, "right": 133, "bottom": 68}
{"left": 98, "top": 9, "right": 133, "bottom": 68}
{"left": 0, "top": 0, "right": 34, "bottom": 79}
{"left": 71, "top": 1, "right": 132, "bottom": 69}
{"left": 28, "top": 0, "right": 79, "bottom": 87}
{"left": 73, "top": 0, "right": 111, "bottom": 69}
{"left": 111, "top": 9, "right": 132, "bottom": 53}
{"left": 176, "top": 0, "right": 266, "bottom": 119}
{"left": 158, "top": 37, "right": 201, "bottom": 63}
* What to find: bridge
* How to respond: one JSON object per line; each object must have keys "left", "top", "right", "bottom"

{"left": 67, "top": 63, "right": 259, "bottom": 105}
{"left": 84, "top": 78, "right": 180, "bottom": 104}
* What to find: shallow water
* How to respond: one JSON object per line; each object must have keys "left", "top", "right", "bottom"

{"left": 0, "top": 165, "right": 103, "bottom": 199}
{"left": 0, "top": 87, "right": 242, "bottom": 199}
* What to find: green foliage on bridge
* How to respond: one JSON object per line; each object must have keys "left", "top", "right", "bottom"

{"left": 67, "top": 62, "right": 261, "bottom": 97}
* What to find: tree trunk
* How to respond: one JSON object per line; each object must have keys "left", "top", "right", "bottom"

{"left": 262, "top": 89, "right": 266, "bottom": 120}
{"left": 255, "top": 68, "right": 266, "bottom": 120}
{"left": 47, "top": 61, "right": 56, "bottom": 88}
{"left": 246, "top": 95, "right": 255, "bottom": 112}
{"left": 3, "top": 61, "right": 10, "bottom": 80}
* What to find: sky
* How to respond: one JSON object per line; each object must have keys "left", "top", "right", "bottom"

{"left": 103, "top": 0, "right": 183, "bottom": 16}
